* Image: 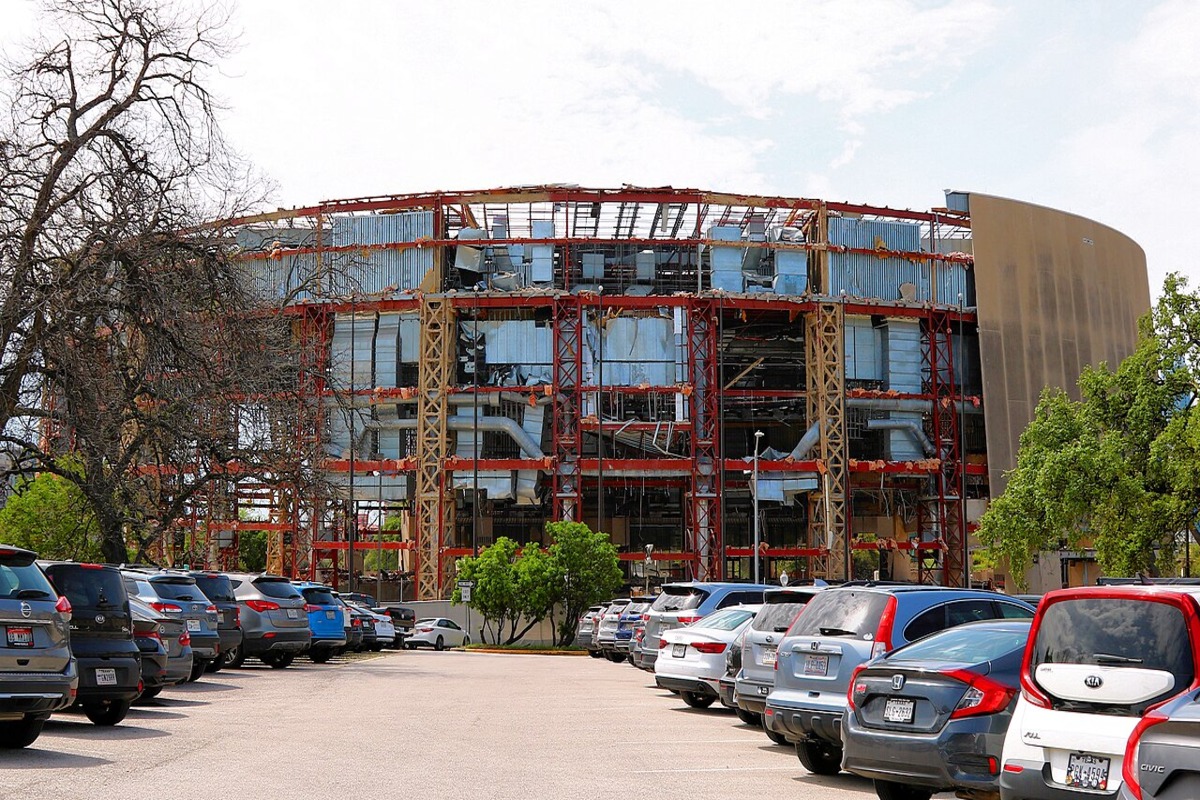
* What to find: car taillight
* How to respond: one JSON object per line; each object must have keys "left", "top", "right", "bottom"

{"left": 869, "top": 595, "right": 898, "bottom": 659}
{"left": 150, "top": 602, "right": 183, "bottom": 614}
{"left": 205, "top": 604, "right": 218, "bottom": 614}
{"left": 641, "top": 613, "right": 649, "bottom": 622}
{"left": 658, "top": 638, "right": 670, "bottom": 649}
{"left": 233, "top": 606, "right": 240, "bottom": 624}
{"left": 676, "top": 615, "right": 702, "bottom": 626}
{"left": 945, "top": 668, "right": 1016, "bottom": 719}
{"left": 147, "top": 631, "right": 162, "bottom": 644}
{"left": 847, "top": 664, "right": 870, "bottom": 710}
{"left": 1019, "top": 668, "right": 1052, "bottom": 709}
{"left": 1122, "top": 710, "right": 1169, "bottom": 800}
{"left": 690, "top": 641, "right": 727, "bottom": 655}
{"left": 179, "top": 630, "right": 191, "bottom": 646}
{"left": 304, "top": 604, "right": 320, "bottom": 613}
{"left": 245, "top": 599, "right": 280, "bottom": 612}
{"left": 55, "top": 595, "right": 72, "bottom": 615}
{"left": 352, "top": 619, "right": 361, "bottom": 628}
{"left": 416, "top": 626, "right": 432, "bottom": 633}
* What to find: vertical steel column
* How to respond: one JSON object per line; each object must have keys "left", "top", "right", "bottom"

{"left": 923, "top": 308, "right": 964, "bottom": 586}
{"left": 806, "top": 302, "right": 848, "bottom": 582}
{"left": 686, "top": 298, "right": 721, "bottom": 581}
{"left": 552, "top": 294, "right": 583, "bottom": 522}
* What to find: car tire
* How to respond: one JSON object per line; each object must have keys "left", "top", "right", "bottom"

{"left": 606, "top": 651, "right": 625, "bottom": 663}
{"left": 223, "top": 644, "right": 245, "bottom": 669}
{"left": 140, "top": 685, "right": 163, "bottom": 700}
{"left": 434, "top": 636, "right": 445, "bottom": 651}
{"left": 0, "top": 715, "right": 46, "bottom": 749}
{"left": 205, "top": 657, "right": 223, "bottom": 674}
{"left": 588, "top": 649, "right": 604, "bottom": 659}
{"left": 872, "top": 780, "right": 933, "bottom": 800}
{"left": 263, "top": 652, "right": 294, "bottom": 669}
{"left": 736, "top": 707, "right": 761, "bottom": 726}
{"left": 795, "top": 739, "right": 842, "bottom": 775}
{"left": 310, "top": 649, "right": 332, "bottom": 664}
{"left": 187, "top": 660, "right": 207, "bottom": 682}
{"left": 370, "top": 643, "right": 383, "bottom": 652}
{"left": 680, "top": 691, "right": 717, "bottom": 709}
{"left": 405, "top": 642, "right": 416, "bottom": 650}
{"left": 83, "top": 699, "right": 132, "bottom": 727}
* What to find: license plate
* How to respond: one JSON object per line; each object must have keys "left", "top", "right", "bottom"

{"left": 1066, "top": 753, "right": 1111, "bottom": 791}
{"left": 758, "top": 685, "right": 770, "bottom": 696}
{"left": 95, "top": 668, "right": 117, "bottom": 686}
{"left": 672, "top": 643, "right": 686, "bottom": 658}
{"left": 803, "top": 654, "right": 829, "bottom": 676}
{"left": 186, "top": 619, "right": 201, "bottom": 631}
{"left": 286, "top": 609, "right": 299, "bottom": 619}
{"left": 6, "top": 626, "right": 33, "bottom": 647}
{"left": 883, "top": 698, "right": 915, "bottom": 723}
{"left": 762, "top": 646, "right": 777, "bottom": 666}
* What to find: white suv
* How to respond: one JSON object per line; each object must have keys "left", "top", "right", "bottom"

{"left": 1000, "top": 585, "right": 1200, "bottom": 800}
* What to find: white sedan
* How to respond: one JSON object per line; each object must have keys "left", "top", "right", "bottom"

{"left": 405, "top": 618, "right": 470, "bottom": 650}
{"left": 654, "top": 605, "right": 760, "bottom": 709}
{"left": 348, "top": 603, "right": 397, "bottom": 650}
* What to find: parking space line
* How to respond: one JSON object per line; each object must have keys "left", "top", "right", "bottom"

{"left": 632, "top": 766, "right": 801, "bottom": 774}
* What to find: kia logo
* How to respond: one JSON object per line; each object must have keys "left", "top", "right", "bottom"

{"left": 892, "top": 674, "right": 906, "bottom": 691}
{"left": 1085, "top": 675, "right": 1103, "bottom": 689}
{"left": 19, "top": 602, "right": 31, "bottom": 618}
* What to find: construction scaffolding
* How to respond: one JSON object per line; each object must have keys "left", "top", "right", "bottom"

{"left": 178, "top": 186, "right": 983, "bottom": 598}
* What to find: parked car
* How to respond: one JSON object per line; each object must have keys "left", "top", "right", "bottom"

{"left": 129, "top": 596, "right": 192, "bottom": 699}
{"left": 0, "top": 545, "right": 77, "bottom": 748}
{"left": 40, "top": 561, "right": 141, "bottom": 726}
{"left": 842, "top": 618, "right": 1032, "bottom": 800}
{"left": 718, "top": 628, "right": 749, "bottom": 713}
{"left": 630, "top": 621, "right": 648, "bottom": 668}
{"left": 335, "top": 594, "right": 363, "bottom": 653}
{"left": 1118, "top": 690, "right": 1200, "bottom": 800}
{"left": 640, "top": 582, "right": 770, "bottom": 673}
{"left": 614, "top": 600, "right": 651, "bottom": 659}
{"left": 340, "top": 591, "right": 377, "bottom": 608}
{"left": 596, "top": 598, "right": 632, "bottom": 661}
{"left": 575, "top": 605, "right": 603, "bottom": 652}
{"left": 349, "top": 602, "right": 395, "bottom": 650}
{"left": 377, "top": 605, "right": 415, "bottom": 642}
{"left": 225, "top": 572, "right": 311, "bottom": 668}
{"left": 584, "top": 601, "right": 617, "bottom": 657}
{"left": 122, "top": 569, "right": 219, "bottom": 680}
{"left": 344, "top": 602, "right": 378, "bottom": 651}
{"left": 655, "top": 605, "right": 760, "bottom": 709}
{"left": 182, "top": 571, "right": 243, "bottom": 673}
{"left": 292, "top": 581, "right": 347, "bottom": 663}
{"left": 735, "top": 585, "right": 825, "bottom": 738}
{"left": 765, "top": 584, "right": 1034, "bottom": 776}
{"left": 407, "top": 618, "right": 469, "bottom": 650}
{"left": 1000, "top": 585, "right": 1199, "bottom": 800}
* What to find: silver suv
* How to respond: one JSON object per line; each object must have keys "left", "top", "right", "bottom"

{"left": 0, "top": 545, "right": 76, "bottom": 748}
{"left": 225, "top": 572, "right": 310, "bottom": 668}
{"left": 122, "top": 570, "right": 220, "bottom": 681}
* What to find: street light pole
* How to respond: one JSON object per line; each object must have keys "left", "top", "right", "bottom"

{"left": 348, "top": 296, "right": 356, "bottom": 593}
{"left": 753, "top": 430, "right": 764, "bottom": 585}
{"left": 376, "top": 469, "right": 383, "bottom": 601}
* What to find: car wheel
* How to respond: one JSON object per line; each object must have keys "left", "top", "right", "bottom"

{"left": 795, "top": 739, "right": 842, "bottom": 775}
{"left": 680, "top": 691, "right": 717, "bottom": 709}
{"left": 271, "top": 653, "right": 294, "bottom": 669}
{"left": 434, "top": 635, "right": 445, "bottom": 651}
{"left": 223, "top": 643, "right": 245, "bottom": 669}
{"left": 187, "top": 660, "right": 207, "bottom": 682}
{"left": 763, "top": 725, "right": 789, "bottom": 746}
{"left": 872, "top": 780, "right": 933, "bottom": 800}
{"left": 735, "top": 707, "right": 761, "bottom": 726}
{"left": 0, "top": 715, "right": 46, "bottom": 749}
{"left": 310, "top": 649, "right": 332, "bottom": 664}
{"left": 587, "top": 649, "right": 604, "bottom": 659}
{"left": 370, "top": 643, "right": 383, "bottom": 652}
{"left": 606, "top": 651, "right": 625, "bottom": 663}
{"left": 205, "top": 657, "right": 223, "bottom": 674}
{"left": 83, "top": 699, "right": 132, "bottom": 727}
{"left": 405, "top": 642, "right": 416, "bottom": 650}
{"left": 139, "top": 685, "right": 163, "bottom": 700}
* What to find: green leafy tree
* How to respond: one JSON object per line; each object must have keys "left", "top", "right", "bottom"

{"left": 238, "top": 530, "right": 268, "bottom": 573}
{"left": 978, "top": 274, "right": 1200, "bottom": 586}
{"left": 512, "top": 543, "right": 563, "bottom": 643}
{"left": 550, "top": 521, "right": 624, "bottom": 646}
{"left": 0, "top": 470, "right": 102, "bottom": 560}
{"left": 454, "top": 537, "right": 521, "bottom": 644}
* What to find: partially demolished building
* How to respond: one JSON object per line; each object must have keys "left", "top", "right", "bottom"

{"left": 196, "top": 186, "right": 1149, "bottom": 598}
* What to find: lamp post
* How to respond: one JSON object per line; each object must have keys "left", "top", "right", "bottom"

{"left": 348, "top": 295, "right": 356, "bottom": 593}
{"left": 374, "top": 469, "right": 383, "bottom": 601}
{"left": 752, "top": 430, "right": 764, "bottom": 585}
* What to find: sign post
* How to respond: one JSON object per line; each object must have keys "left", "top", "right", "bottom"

{"left": 457, "top": 580, "right": 476, "bottom": 643}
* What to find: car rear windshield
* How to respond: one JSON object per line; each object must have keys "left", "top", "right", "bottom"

{"left": 0, "top": 554, "right": 56, "bottom": 599}
{"left": 892, "top": 623, "right": 1030, "bottom": 665}
{"left": 625, "top": 603, "right": 649, "bottom": 615}
{"left": 786, "top": 590, "right": 892, "bottom": 640}
{"left": 45, "top": 564, "right": 127, "bottom": 609}
{"left": 651, "top": 587, "right": 709, "bottom": 612}
{"left": 302, "top": 587, "right": 337, "bottom": 606}
{"left": 1031, "top": 597, "right": 1194, "bottom": 692}
{"left": 149, "top": 578, "right": 206, "bottom": 602}
{"left": 255, "top": 578, "right": 303, "bottom": 600}
{"left": 695, "top": 608, "right": 756, "bottom": 631}
{"left": 192, "top": 574, "right": 235, "bottom": 602}
{"left": 752, "top": 601, "right": 810, "bottom": 633}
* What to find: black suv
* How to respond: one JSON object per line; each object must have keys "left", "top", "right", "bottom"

{"left": 40, "top": 562, "right": 141, "bottom": 726}
{"left": 0, "top": 545, "right": 77, "bottom": 748}
{"left": 181, "top": 571, "right": 243, "bottom": 673}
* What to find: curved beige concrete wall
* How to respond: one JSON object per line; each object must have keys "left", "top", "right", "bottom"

{"left": 968, "top": 193, "right": 1150, "bottom": 494}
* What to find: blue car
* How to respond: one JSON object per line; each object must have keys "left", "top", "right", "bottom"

{"left": 291, "top": 581, "right": 347, "bottom": 664}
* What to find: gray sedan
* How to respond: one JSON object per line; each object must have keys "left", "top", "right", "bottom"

{"left": 841, "top": 619, "right": 1031, "bottom": 800}
{"left": 1118, "top": 690, "right": 1200, "bottom": 800}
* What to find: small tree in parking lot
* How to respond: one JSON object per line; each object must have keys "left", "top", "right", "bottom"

{"left": 453, "top": 537, "right": 521, "bottom": 645}
{"left": 549, "top": 522, "right": 623, "bottom": 647}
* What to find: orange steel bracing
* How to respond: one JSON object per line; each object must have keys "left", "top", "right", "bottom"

{"left": 415, "top": 293, "right": 455, "bottom": 600}
{"left": 806, "top": 302, "right": 848, "bottom": 582}
{"left": 686, "top": 298, "right": 722, "bottom": 581}
{"left": 918, "top": 308, "right": 965, "bottom": 587}
{"left": 552, "top": 294, "right": 584, "bottom": 523}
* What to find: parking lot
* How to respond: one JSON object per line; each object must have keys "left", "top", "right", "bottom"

{"left": 0, "top": 649, "right": 955, "bottom": 800}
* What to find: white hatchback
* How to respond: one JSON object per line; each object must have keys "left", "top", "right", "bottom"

{"left": 654, "top": 605, "right": 760, "bottom": 710}
{"left": 1000, "top": 585, "right": 1200, "bottom": 800}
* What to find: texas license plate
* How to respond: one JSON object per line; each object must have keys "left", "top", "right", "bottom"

{"left": 672, "top": 643, "right": 686, "bottom": 658}
{"left": 6, "top": 626, "right": 33, "bottom": 647}
{"left": 95, "top": 668, "right": 117, "bottom": 686}
{"left": 803, "top": 654, "right": 829, "bottom": 676}
{"left": 1066, "top": 753, "right": 1110, "bottom": 791}
{"left": 186, "top": 619, "right": 201, "bottom": 631}
{"left": 758, "top": 685, "right": 771, "bottom": 695}
{"left": 883, "top": 698, "right": 915, "bottom": 723}
{"left": 762, "top": 646, "right": 776, "bottom": 666}
{"left": 286, "top": 609, "right": 299, "bottom": 619}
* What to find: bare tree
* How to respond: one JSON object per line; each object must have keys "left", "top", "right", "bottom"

{"left": 0, "top": 0, "right": 321, "bottom": 563}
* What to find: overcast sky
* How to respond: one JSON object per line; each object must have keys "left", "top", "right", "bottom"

{"left": 2, "top": 0, "right": 1196, "bottom": 296}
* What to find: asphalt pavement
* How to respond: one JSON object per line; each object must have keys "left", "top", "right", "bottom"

{"left": 2, "top": 649, "right": 954, "bottom": 800}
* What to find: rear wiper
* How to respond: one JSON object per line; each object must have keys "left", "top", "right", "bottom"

{"left": 1094, "top": 653, "right": 1143, "bottom": 665}
{"left": 175, "top": 595, "right": 195, "bottom": 601}
{"left": 773, "top": 626, "right": 791, "bottom": 632}
{"left": 15, "top": 589, "right": 50, "bottom": 599}
{"left": 818, "top": 627, "right": 857, "bottom": 636}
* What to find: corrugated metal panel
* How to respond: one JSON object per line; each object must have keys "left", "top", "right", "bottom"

{"left": 883, "top": 320, "right": 922, "bottom": 394}
{"left": 844, "top": 317, "right": 882, "bottom": 381}
{"left": 329, "top": 212, "right": 435, "bottom": 296}
{"left": 936, "top": 262, "right": 975, "bottom": 306}
{"left": 475, "top": 320, "right": 553, "bottom": 368}
{"left": 529, "top": 220, "right": 554, "bottom": 284}
{"left": 828, "top": 217, "right": 931, "bottom": 301}
{"left": 598, "top": 317, "right": 676, "bottom": 386}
